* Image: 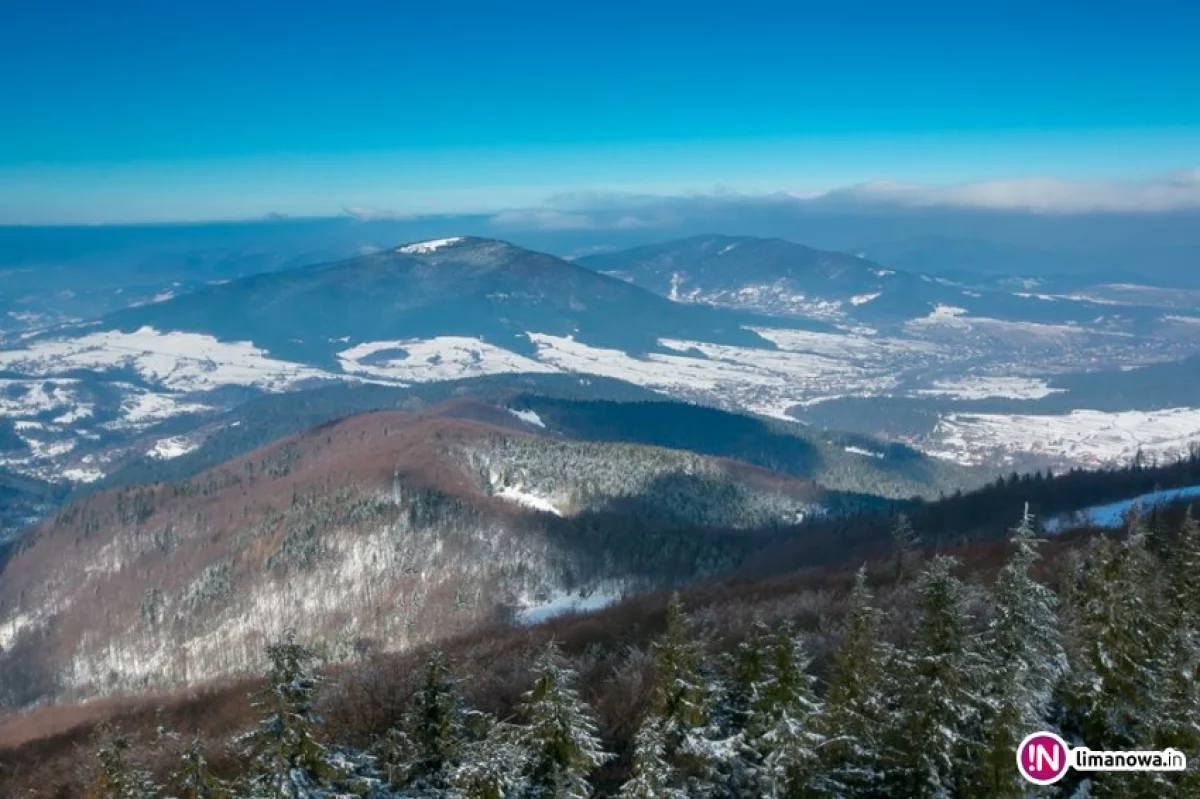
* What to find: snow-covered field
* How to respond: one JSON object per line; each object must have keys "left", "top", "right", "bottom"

{"left": 2, "top": 315, "right": 1198, "bottom": 485}
{"left": 917, "top": 377, "right": 1065, "bottom": 401}
{"left": 0, "top": 327, "right": 334, "bottom": 392}
{"left": 337, "top": 337, "right": 555, "bottom": 382}
{"left": 507, "top": 408, "right": 546, "bottom": 428}
{"left": 1044, "top": 485, "right": 1200, "bottom": 533}
{"left": 148, "top": 436, "right": 201, "bottom": 460}
{"left": 927, "top": 408, "right": 1200, "bottom": 467}
{"left": 905, "top": 304, "right": 1102, "bottom": 344}
{"left": 494, "top": 485, "right": 564, "bottom": 516}
{"left": 516, "top": 587, "right": 625, "bottom": 625}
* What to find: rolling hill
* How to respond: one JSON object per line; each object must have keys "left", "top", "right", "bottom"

{"left": 0, "top": 407, "right": 829, "bottom": 705}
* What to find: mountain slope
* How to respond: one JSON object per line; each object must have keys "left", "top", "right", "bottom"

{"left": 98, "top": 237, "right": 773, "bottom": 366}
{"left": 504, "top": 395, "right": 975, "bottom": 499}
{"left": 0, "top": 408, "right": 823, "bottom": 704}
{"left": 578, "top": 234, "right": 943, "bottom": 321}
{"left": 579, "top": 234, "right": 1194, "bottom": 333}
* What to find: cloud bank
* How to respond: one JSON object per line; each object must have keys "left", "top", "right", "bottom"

{"left": 475, "top": 170, "right": 1200, "bottom": 230}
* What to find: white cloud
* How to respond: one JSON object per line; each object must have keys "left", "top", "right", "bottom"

{"left": 489, "top": 209, "right": 599, "bottom": 230}
{"left": 488, "top": 208, "right": 659, "bottom": 231}
{"left": 815, "top": 170, "right": 1200, "bottom": 213}
{"left": 478, "top": 170, "right": 1200, "bottom": 228}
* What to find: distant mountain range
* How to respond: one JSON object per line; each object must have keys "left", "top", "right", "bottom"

{"left": 97, "top": 236, "right": 776, "bottom": 366}
{"left": 0, "top": 234, "right": 1197, "bottom": 506}
{"left": 578, "top": 233, "right": 1192, "bottom": 333}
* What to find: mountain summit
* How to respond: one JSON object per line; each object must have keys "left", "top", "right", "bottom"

{"left": 99, "top": 237, "right": 770, "bottom": 365}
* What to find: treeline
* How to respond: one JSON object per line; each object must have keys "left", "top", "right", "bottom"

{"left": 30, "top": 507, "right": 1200, "bottom": 797}
{"left": 508, "top": 396, "right": 971, "bottom": 500}
{"left": 748, "top": 450, "right": 1200, "bottom": 575}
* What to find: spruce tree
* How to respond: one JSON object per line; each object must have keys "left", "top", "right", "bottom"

{"left": 650, "top": 593, "right": 732, "bottom": 796}
{"left": 451, "top": 718, "right": 529, "bottom": 799}
{"left": 400, "top": 650, "right": 474, "bottom": 792}
{"left": 1148, "top": 508, "right": 1200, "bottom": 795}
{"left": 651, "top": 594, "right": 713, "bottom": 756}
{"left": 891, "top": 513, "right": 920, "bottom": 582}
{"left": 1170, "top": 507, "right": 1200, "bottom": 629}
{"left": 973, "top": 506, "right": 1066, "bottom": 798}
{"left": 890, "top": 556, "right": 984, "bottom": 799}
{"left": 619, "top": 715, "right": 686, "bottom": 799}
{"left": 727, "top": 620, "right": 772, "bottom": 741}
{"left": 173, "top": 739, "right": 232, "bottom": 799}
{"left": 243, "top": 628, "right": 340, "bottom": 798}
{"left": 517, "top": 640, "right": 611, "bottom": 799}
{"left": 755, "top": 625, "right": 823, "bottom": 799}
{"left": 88, "top": 726, "right": 159, "bottom": 799}
{"left": 1055, "top": 528, "right": 1171, "bottom": 798}
{"left": 816, "top": 567, "right": 892, "bottom": 798}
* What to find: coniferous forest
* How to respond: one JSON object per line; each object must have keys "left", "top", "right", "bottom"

{"left": 8, "top": 506, "right": 1199, "bottom": 798}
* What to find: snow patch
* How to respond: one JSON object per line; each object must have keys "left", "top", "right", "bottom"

{"left": 338, "top": 337, "right": 556, "bottom": 382}
{"left": 516, "top": 587, "right": 624, "bottom": 625}
{"left": 927, "top": 407, "right": 1200, "bottom": 467}
{"left": 396, "top": 237, "right": 464, "bottom": 254}
{"left": 0, "top": 327, "right": 334, "bottom": 393}
{"left": 62, "top": 466, "right": 105, "bottom": 483}
{"left": 507, "top": 407, "right": 546, "bottom": 428}
{"left": 494, "top": 485, "right": 563, "bottom": 516}
{"left": 1045, "top": 485, "right": 1200, "bottom": 533}
{"left": 121, "top": 392, "right": 210, "bottom": 424}
{"left": 916, "top": 376, "right": 1065, "bottom": 401}
{"left": 148, "top": 436, "right": 200, "bottom": 460}
{"left": 844, "top": 446, "right": 884, "bottom": 459}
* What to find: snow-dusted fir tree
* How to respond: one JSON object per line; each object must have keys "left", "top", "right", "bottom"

{"left": 89, "top": 726, "right": 160, "bottom": 799}
{"left": 1170, "top": 508, "right": 1200, "bottom": 632}
{"left": 370, "top": 727, "right": 417, "bottom": 792}
{"left": 619, "top": 715, "right": 686, "bottom": 799}
{"left": 816, "top": 566, "right": 892, "bottom": 797}
{"left": 890, "top": 556, "right": 985, "bottom": 799}
{"left": 517, "top": 640, "right": 611, "bottom": 799}
{"left": 450, "top": 717, "right": 529, "bottom": 799}
{"left": 1057, "top": 527, "right": 1167, "bottom": 750}
{"left": 387, "top": 650, "right": 476, "bottom": 794}
{"left": 1055, "top": 525, "right": 1174, "bottom": 798}
{"left": 727, "top": 620, "right": 772, "bottom": 741}
{"left": 652, "top": 594, "right": 714, "bottom": 756}
{"left": 242, "top": 628, "right": 342, "bottom": 798}
{"left": 973, "top": 506, "right": 1067, "bottom": 797}
{"left": 173, "top": 739, "right": 232, "bottom": 799}
{"left": 1145, "top": 508, "right": 1200, "bottom": 795}
{"left": 650, "top": 593, "right": 733, "bottom": 796}
{"left": 754, "top": 624, "right": 823, "bottom": 799}
{"left": 891, "top": 513, "right": 921, "bottom": 582}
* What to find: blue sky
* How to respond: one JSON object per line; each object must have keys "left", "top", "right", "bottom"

{"left": 2, "top": 0, "right": 1198, "bottom": 223}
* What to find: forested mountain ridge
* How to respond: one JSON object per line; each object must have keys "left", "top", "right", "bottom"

{"left": 505, "top": 395, "right": 976, "bottom": 499}
{"left": 0, "top": 408, "right": 828, "bottom": 706}
{"left": 4, "top": 502, "right": 1199, "bottom": 796}
{"left": 92, "top": 236, "right": 773, "bottom": 366}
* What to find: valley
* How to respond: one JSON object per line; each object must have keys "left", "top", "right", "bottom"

{"left": 1, "top": 235, "right": 1198, "bottom": 510}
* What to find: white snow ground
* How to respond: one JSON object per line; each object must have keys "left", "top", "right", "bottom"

{"left": 337, "top": 337, "right": 555, "bottom": 382}
{"left": 917, "top": 377, "right": 1065, "bottom": 400}
{"left": 507, "top": 408, "right": 547, "bottom": 428}
{"left": 396, "top": 237, "right": 464, "bottom": 254}
{"left": 928, "top": 408, "right": 1200, "bottom": 467}
{"left": 494, "top": 485, "right": 564, "bottom": 516}
{"left": 0, "top": 327, "right": 334, "bottom": 392}
{"left": 516, "top": 587, "right": 624, "bottom": 625}
{"left": 1044, "top": 485, "right": 1200, "bottom": 533}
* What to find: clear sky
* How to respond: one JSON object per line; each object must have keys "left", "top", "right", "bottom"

{"left": 2, "top": 0, "right": 1198, "bottom": 223}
